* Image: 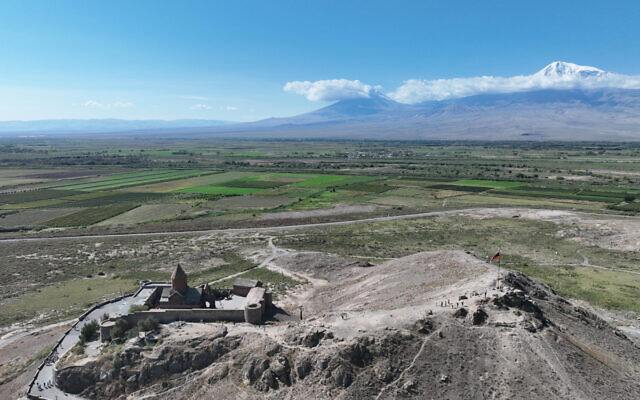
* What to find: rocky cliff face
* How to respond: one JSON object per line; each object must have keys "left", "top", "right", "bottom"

{"left": 56, "top": 269, "right": 640, "bottom": 399}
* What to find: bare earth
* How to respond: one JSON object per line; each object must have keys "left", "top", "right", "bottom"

{"left": 52, "top": 249, "right": 640, "bottom": 400}
{"left": 457, "top": 208, "right": 640, "bottom": 251}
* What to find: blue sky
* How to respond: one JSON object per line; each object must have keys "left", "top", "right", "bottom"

{"left": 1, "top": 0, "right": 639, "bottom": 121}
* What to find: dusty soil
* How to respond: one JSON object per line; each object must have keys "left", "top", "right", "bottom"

{"left": 0, "top": 324, "right": 69, "bottom": 399}
{"left": 55, "top": 250, "right": 640, "bottom": 399}
{"left": 458, "top": 207, "right": 640, "bottom": 251}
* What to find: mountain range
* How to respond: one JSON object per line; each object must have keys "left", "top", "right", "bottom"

{"left": 3, "top": 62, "right": 640, "bottom": 140}
{"left": 0, "top": 119, "right": 229, "bottom": 135}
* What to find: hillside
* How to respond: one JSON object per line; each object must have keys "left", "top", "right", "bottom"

{"left": 55, "top": 251, "right": 640, "bottom": 399}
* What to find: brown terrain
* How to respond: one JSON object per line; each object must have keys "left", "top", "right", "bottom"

{"left": 53, "top": 250, "right": 640, "bottom": 399}
{"left": 0, "top": 323, "right": 70, "bottom": 399}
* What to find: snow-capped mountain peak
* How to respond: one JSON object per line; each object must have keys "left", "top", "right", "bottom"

{"left": 536, "top": 61, "right": 607, "bottom": 79}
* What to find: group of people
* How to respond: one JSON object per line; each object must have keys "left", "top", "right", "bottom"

{"left": 438, "top": 299, "right": 465, "bottom": 308}
{"left": 437, "top": 290, "right": 492, "bottom": 309}
{"left": 44, "top": 350, "right": 58, "bottom": 366}
{"left": 37, "top": 380, "right": 54, "bottom": 391}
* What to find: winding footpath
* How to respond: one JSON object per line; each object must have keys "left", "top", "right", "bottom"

{"left": 575, "top": 249, "right": 640, "bottom": 276}
{"left": 27, "top": 288, "right": 154, "bottom": 400}
{"left": 10, "top": 207, "right": 640, "bottom": 398}
{"left": 208, "top": 237, "right": 287, "bottom": 285}
{"left": 25, "top": 239, "right": 285, "bottom": 400}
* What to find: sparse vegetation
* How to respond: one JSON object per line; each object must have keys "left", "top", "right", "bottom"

{"left": 4, "top": 139, "right": 640, "bottom": 330}
{"left": 80, "top": 320, "right": 100, "bottom": 342}
{"left": 44, "top": 204, "right": 139, "bottom": 227}
{"left": 129, "top": 304, "right": 149, "bottom": 313}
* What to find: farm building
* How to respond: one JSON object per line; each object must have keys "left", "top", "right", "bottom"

{"left": 233, "top": 278, "right": 262, "bottom": 296}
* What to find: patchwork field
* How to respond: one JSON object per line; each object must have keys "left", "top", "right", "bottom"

{"left": 5, "top": 140, "right": 640, "bottom": 399}
{"left": 0, "top": 168, "right": 119, "bottom": 189}
{"left": 453, "top": 179, "right": 526, "bottom": 188}
{"left": 207, "top": 196, "right": 297, "bottom": 210}
{"left": 179, "top": 185, "right": 264, "bottom": 195}
{"left": 0, "top": 208, "right": 79, "bottom": 228}
{"left": 96, "top": 204, "right": 189, "bottom": 226}
{"left": 53, "top": 169, "right": 214, "bottom": 191}
{"left": 118, "top": 171, "right": 251, "bottom": 192}
{"left": 4, "top": 137, "right": 640, "bottom": 400}
{"left": 44, "top": 205, "right": 139, "bottom": 227}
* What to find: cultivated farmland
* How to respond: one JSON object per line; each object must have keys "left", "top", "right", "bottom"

{"left": 44, "top": 205, "right": 139, "bottom": 227}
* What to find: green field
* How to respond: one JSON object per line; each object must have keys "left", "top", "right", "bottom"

{"left": 342, "top": 181, "right": 392, "bottom": 193}
{"left": 219, "top": 178, "right": 288, "bottom": 189}
{"left": 5, "top": 139, "right": 640, "bottom": 330}
{"left": 54, "top": 170, "right": 214, "bottom": 191}
{"left": 292, "top": 174, "right": 374, "bottom": 187}
{"left": 0, "top": 189, "right": 81, "bottom": 204}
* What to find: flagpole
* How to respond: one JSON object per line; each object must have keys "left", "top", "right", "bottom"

{"left": 498, "top": 248, "right": 501, "bottom": 289}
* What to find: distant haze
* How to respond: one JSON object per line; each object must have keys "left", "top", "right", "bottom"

{"left": 3, "top": 62, "right": 640, "bottom": 141}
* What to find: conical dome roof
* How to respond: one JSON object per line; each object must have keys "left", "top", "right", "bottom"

{"left": 171, "top": 264, "right": 187, "bottom": 281}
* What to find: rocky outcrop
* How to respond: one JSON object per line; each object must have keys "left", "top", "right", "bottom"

{"left": 55, "top": 271, "right": 640, "bottom": 400}
{"left": 57, "top": 327, "right": 239, "bottom": 398}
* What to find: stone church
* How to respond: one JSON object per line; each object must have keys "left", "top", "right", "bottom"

{"left": 157, "top": 264, "right": 209, "bottom": 308}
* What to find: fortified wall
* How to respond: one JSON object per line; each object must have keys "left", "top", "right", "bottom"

{"left": 100, "top": 272, "right": 272, "bottom": 342}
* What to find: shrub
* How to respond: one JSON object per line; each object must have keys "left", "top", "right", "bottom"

{"left": 129, "top": 304, "right": 149, "bottom": 313}
{"left": 624, "top": 194, "right": 636, "bottom": 202}
{"left": 109, "top": 319, "right": 131, "bottom": 341}
{"left": 137, "top": 317, "right": 159, "bottom": 332}
{"left": 72, "top": 342, "right": 86, "bottom": 355}
{"left": 80, "top": 320, "right": 100, "bottom": 342}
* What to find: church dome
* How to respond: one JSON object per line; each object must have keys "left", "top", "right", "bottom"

{"left": 171, "top": 264, "right": 188, "bottom": 292}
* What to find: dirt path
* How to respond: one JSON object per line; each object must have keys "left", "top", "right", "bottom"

{"left": 208, "top": 237, "right": 288, "bottom": 285}
{"left": 575, "top": 249, "right": 640, "bottom": 276}
{"left": 0, "top": 318, "right": 75, "bottom": 351}
{"left": 5, "top": 207, "right": 640, "bottom": 244}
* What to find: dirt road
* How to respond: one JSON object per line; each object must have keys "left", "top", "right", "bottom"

{"left": 4, "top": 207, "right": 639, "bottom": 244}
{"left": 0, "top": 210, "right": 473, "bottom": 243}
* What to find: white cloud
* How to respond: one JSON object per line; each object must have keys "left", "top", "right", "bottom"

{"left": 225, "top": 106, "right": 238, "bottom": 111}
{"left": 388, "top": 62, "right": 640, "bottom": 103}
{"left": 181, "top": 95, "right": 210, "bottom": 100}
{"left": 190, "top": 103, "right": 212, "bottom": 110}
{"left": 82, "top": 100, "right": 103, "bottom": 108}
{"left": 284, "top": 79, "right": 378, "bottom": 101}
{"left": 81, "top": 100, "right": 134, "bottom": 108}
{"left": 112, "top": 101, "right": 134, "bottom": 108}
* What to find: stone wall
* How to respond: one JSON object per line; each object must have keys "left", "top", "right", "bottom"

{"left": 126, "top": 308, "right": 246, "bottom": 324}
{"left": 145, "top": 287, "right": 163, "bottom": 307}
{"left": 100, "top": 307, "right": 253, "bottom": 341}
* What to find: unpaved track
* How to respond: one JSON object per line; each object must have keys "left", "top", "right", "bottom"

{"left": 207, "top": 237, "right": 288, "bottom": 285}
{"left": 0, "top": 210, "right": 472, "bottom": 243}
{"left": 575, "top": 249, "right": 640, "bottom": 276}
{"left": 2, "top": 208, "right": 639, "bottom": 244}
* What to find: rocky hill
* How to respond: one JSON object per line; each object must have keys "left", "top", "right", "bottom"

{"left": 56, "top": 251, "right": 640, "bottom": 399}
